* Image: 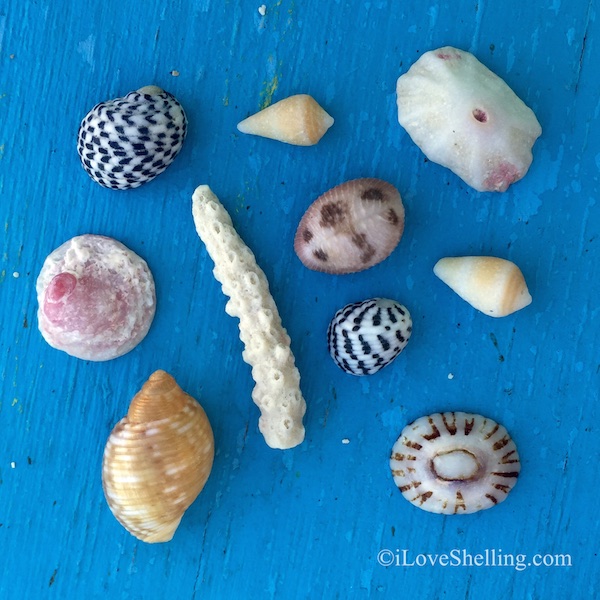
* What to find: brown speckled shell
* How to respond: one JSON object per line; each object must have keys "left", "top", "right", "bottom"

{"left": 102, "top": 370, "right": 214, "bottom": 543}
{"left": 294, "top": 178, "right": 405, "bottom": 274}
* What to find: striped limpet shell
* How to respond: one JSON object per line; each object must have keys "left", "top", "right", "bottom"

{"left": 327, "top": 298, "right": 412, "bottom": 375}
{"left": 390, "top": 412, "right": 520, "bottom": 514}
{"left": 77, "top": 85, "right": 187, "bottom": 190}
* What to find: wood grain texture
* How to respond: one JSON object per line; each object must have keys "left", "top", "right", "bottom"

{"left": 1, "top": 0, "right": 598, "bottom": 598}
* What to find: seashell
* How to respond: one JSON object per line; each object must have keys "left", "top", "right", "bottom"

{"left": 327, "top": 298, "right": 412, "bottom": 375}
{"left": 237, "top": 94, "right": 333, "bottom": 146}
{"left": 36, "top": 234, "right": 155, "bottom": 361}
{"left": 294, "top": 178, "right": 405, "bottom": 274}
{"left": 77, "top": 85, "right": 187, "bottom": 189}
{"left": 390, "top": 411, "right": 520, "bottom": 514}
{"left": 396, "top": 47, "right": 542, "bottom": 192}
{"left": 433, "top": 255, "right": 532, "bottom": 317}
{"left": 102, "top": 370, "right": 215, "bottom": 543}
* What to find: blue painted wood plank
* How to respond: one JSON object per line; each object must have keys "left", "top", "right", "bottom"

{"left": 1, "top": 0, "right": 598, "bottom": 598}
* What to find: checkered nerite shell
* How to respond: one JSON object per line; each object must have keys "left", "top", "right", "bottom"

{"left": 77, "top": 86, "right": 187, "bottom": 190}
{"left": 327, "top": 298, "right": 412, "bottom": 376}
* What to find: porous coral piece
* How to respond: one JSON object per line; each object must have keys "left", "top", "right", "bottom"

{"left": 396, "top": 46, "right": 542, "bottom": 192}
{"left": 192, "top": 185, "right": 306, "bottom": 449}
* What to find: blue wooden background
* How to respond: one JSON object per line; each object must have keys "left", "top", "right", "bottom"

{"left": 1, "top": 0, "right": 598, "bottom": 598}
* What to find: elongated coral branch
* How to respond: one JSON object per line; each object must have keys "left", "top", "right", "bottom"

{"left": 192, "top": 185, "right": 306, "bottom": 449}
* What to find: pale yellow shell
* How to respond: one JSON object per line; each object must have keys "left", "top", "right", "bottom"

{"left": 434, "top": 256, "right": 532, "bottom": 317}
{"left": 102, "top": 370, "right": 214, "bottom": 543}
{"left": 237, "top": 94, "right": 334, "bottom": 146}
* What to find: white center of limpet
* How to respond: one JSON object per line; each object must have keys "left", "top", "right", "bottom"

{"left": 431, "top": 449, "right": 480, "bottom": 481}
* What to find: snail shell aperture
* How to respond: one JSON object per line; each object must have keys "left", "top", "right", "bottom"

{"left": 102, "top": 370, "right": 214, "bottom": 543}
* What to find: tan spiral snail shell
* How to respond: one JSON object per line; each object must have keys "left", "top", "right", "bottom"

{"left": 102, "top": 370, "right": 214, "bottom": 543}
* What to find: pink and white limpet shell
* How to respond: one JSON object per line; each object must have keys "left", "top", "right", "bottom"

{"left": 396, "top": 46, "right": 542, "bottom": 192}
{"left": 390, "top": 412, "right": 520, "bottom": 514}
{"left": 36, "top": 234, "right": 156, "bottom": 361}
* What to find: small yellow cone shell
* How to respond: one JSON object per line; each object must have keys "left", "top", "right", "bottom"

{"left": 433, "top": 256, "right": 532, "bottom": 317}
{"left": 102, "top": 370, "right": 214, "bottom": 543}
{"left": 237, "top": 94, "right": 334, "bottom": 146}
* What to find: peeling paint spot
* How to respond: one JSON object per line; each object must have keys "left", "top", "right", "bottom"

{"left": 77, "top": 34, "right": 96, "bottom": 69}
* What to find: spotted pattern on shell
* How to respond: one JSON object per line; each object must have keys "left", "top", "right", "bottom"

{"left": 294, "top": 178, "right": 405, "bottom": 274}
{"left": 390, "top": 412, "right": 520, "bottom": 514}
{"left": 327, "top": 298, "right": 412, "bottom": 375}
{"left": 77, "top": 85, "right": 187, "bottom": 190}
{"left": 36, "top": 234, "right": 155, "bottom": 361}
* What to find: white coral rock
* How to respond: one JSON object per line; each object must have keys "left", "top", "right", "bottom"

{"left": 192, "top": 185, "right": 306, "bottom": 449}
{"left": 396, "top": 46, "right": 542, "bottom": 192}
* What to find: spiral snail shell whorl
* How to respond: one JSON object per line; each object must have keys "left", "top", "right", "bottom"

{"left": 102, "top": 370, "right": 214, "bottom": 543}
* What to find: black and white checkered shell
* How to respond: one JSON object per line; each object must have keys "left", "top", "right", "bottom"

{"left": 327, "top": 298, "right": 412, "bottom": 375}
{"left": 77, "top": 86, "right": 187, "bottom": 190}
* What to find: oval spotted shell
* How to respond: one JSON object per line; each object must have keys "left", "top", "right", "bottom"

{"left": 390, "top": 412, "right": 520, "bottom": 514}
{"left": 327, "top": 298, "right": 412, "bottom": 375}
{"left": 77, "top": 85, "right": 187, "bottom": 190}
{"left": 294, "top": 178, "right": 405, "bottom": 274}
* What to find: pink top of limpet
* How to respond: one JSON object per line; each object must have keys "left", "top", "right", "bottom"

{"left": 36, "top": 234, "right": 156, "bottom": 361}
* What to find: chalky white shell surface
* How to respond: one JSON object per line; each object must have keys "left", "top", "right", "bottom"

{"left": 327, "top": 298, "right": 412, "bottom": 375}
{"left": 396, "top": 47, "right": 542, "bottom": 192}
{"left": 77, "top": 85, "right": 187, "bottom": 190}
{"left": 36, "top": 234, "right": 155, "bottom": 361}
{"left": 390, "top": 412, "right": 520, "bottom": 514}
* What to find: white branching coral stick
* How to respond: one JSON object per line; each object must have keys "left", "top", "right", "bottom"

{"left": 192, "top": 185, "right": 307, "bottom": 449}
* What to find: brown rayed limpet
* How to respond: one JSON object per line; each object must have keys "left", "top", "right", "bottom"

{"left": 237, "top": 94, "right": 333, "bottom": 146}
{"left": 294, "top": 178, "right": 405, "bottom": 274}
{"left": 102, "top": 370, "right": 214, "bottom": 543}
{"left": 390, "top": 412, "right": 520, "bottom": 514}
{"left": 396, "top": 47, "right": 542, "bottom": 192}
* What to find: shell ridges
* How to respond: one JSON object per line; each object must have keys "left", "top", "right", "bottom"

{"left": 102, "top": 371, "right": 214, "bottom": 543}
